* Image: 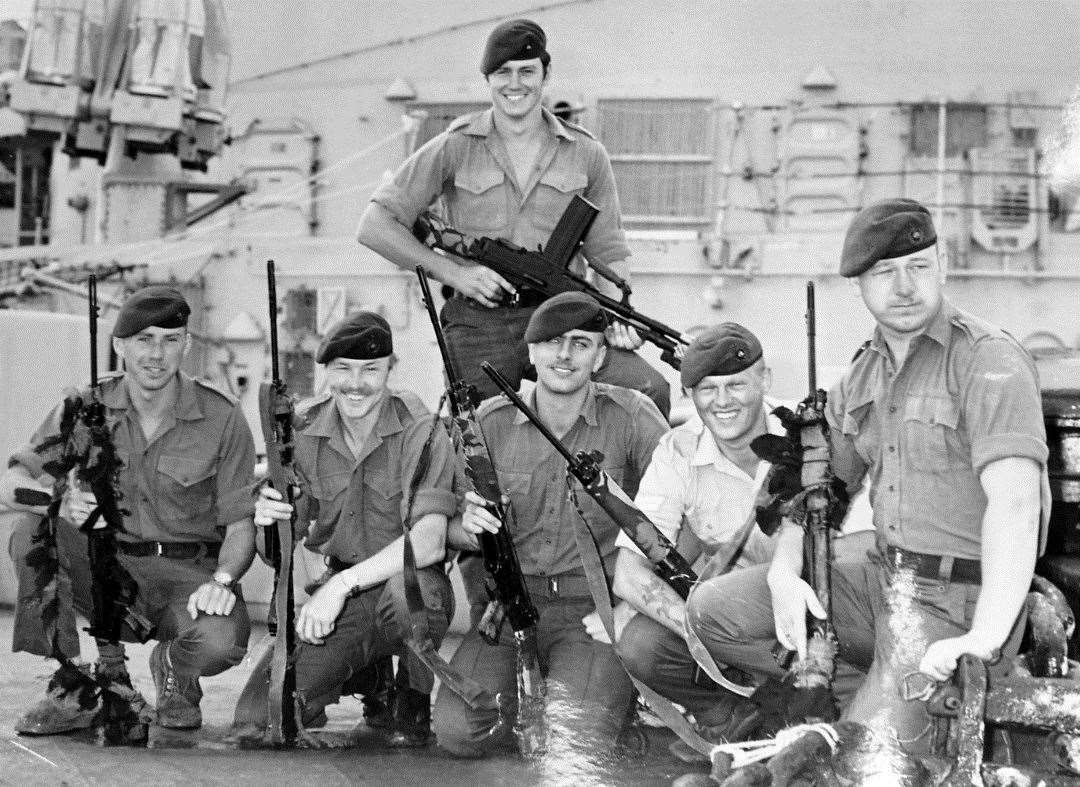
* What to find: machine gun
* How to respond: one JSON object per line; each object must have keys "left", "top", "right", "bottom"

{"left": 479, "top": 361, "right": 697, "bottom": 598}
{"left": 15, "top": 274, "right": 155, "bottom": 745}
{"left": 415, "top": 195, "right": 692, "bottom": 369}
{"left": 415, "top": 267, "right": 544, "bottom": 754}
{"left": 257, "top": 260, "right": 300, "bottom": 746}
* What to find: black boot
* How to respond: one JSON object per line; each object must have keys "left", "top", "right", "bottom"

{"left": 386, "top": 687, "right": 433, "bottom": 748}
{"left": 355, "top": 657, "right": 396, "bottom": 730}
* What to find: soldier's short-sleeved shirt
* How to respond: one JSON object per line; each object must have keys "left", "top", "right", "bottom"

{"left": 825, "top": 298, "right": 1050, "bottom": 560}
{"left": 295, "top": 390, "right": 457, "bottom": 566}
{"left": 476, "top": 381, "right": 667, "bottom": 577}
{"left": 11, "top": 373, "right": 256, "bottom": 543}
{"left": 368, "top": 107, "right": 631, "bottom": 268}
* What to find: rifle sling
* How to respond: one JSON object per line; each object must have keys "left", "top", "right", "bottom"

{"left": 564, "top": 480, "right": 717, "bottom": 758}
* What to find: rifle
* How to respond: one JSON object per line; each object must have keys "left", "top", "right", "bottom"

{"left": 479, "top": 361, "right": 696, "bottom": 599}
{"left": 415, "top": 267, "right": 544, "bottom": 754}
{"left": 257, "top": 260, "right": 300, "bottom": 746}
{"left": 15, "top": 274, "right": 155, "bottom": 745}
{"left": 415, "top": 196, "right": 693, "bottom": 369}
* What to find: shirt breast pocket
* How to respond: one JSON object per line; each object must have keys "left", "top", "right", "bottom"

{"left": 453, "top": 168, "right": 507, "bottom": 233}
{"left": 534, "top": 171, "right": 589, "bottom": 235}
{"left": 363, "top": 467, "right": 402, "bottom": 521}
{"left": 903, "top": 395, "right": 960, "bottom": 469}
{"left": 157, "top": 454, "right": 216, "bottom": 521}
{"left": 309, "top": 470, "right": 351, "bottom": 504}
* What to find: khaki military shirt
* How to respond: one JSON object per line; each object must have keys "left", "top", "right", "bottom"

{"left": 476, "top": 382, "right": 667, "bottom": 577}
{"left": 825, "top": 299, "right": 1049, "bottom": 560}
{"left": 369, "top": 107, "right": 631, "bottom": 268}
{"left": 295, "top": 390, "right": 457, "bottom": 566}
{"left": 12, "top": 373, "right": 255, "bottom": 543}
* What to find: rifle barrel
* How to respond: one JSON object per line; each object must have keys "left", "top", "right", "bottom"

{"left": 480, "top": 362, "right": 579, "bottom": 468}
{"left": 806, "top": 281, "right": 816, "bottom": 395}
{"left": 266, "top": 260, "right": 280, "bottom": 385}
{"left": 415, "top": 267, "right": 462, "bottom": 392}
{"left": 88, "top": 275, "right": 98, "bottom": 387}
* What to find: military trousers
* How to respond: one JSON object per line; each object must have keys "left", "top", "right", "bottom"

{"left": 685, "top": 551, "right": 1023, "bottom": 755}
{"left": 441, "top": 297, "right": 672, "bottom": 419}
{"left": 9, "top": 512, "right": 249, "bottom": 678}
{"left": 294, "top": 568, "right": 453, "bottom": 709}
{"left": 432, "top": 586, "right": 635, "bottom": 759}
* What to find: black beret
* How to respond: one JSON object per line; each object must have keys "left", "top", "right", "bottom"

{"left": 112, "top": 285, "right": 190, "bottom": 338}
{"left": 680, "top": 323, "right": 763, "bottom": 389}
{"left": 315, "top": 311, "right": 393, "bottom": 364}
{"left": 840, "top": 198, "right": 937, "bottom": 277}
{"left": 524, "top": 292, "right": 607, "bottom": 343}
{"left": 481, "top": 19, "right": 550, "bottom": 76}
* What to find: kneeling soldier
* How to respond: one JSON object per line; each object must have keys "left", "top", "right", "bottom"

{"left": 3, "top": 286, "right": 256, "bottom": 733}
{"left": 250, "top": 312, "right": 457, "bottom": 746}
{"left": 433, "top": 292, "right": 667, "bottom": 758}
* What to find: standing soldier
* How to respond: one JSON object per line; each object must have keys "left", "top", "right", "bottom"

{"left": 246, "top": 312, "right": 457, "bottom": 747}
{"left": 3, "top": 286, "right": 257, "bottom": 733}
{"left": 356, "top": 18, "right": 670, "bottom": 418}
{"left": 433, "top": 292, "right": 668, "bottom": 758}
{"left": 686, "top": 199, "right": 1049, "bottom": 751}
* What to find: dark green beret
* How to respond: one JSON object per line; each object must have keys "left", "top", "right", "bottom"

{"left": 680, "top": 323, "right": 763, "bottom": 389}
{"left": 112, "top": 285, "right": 190, "bottom": 338}
{"left": 481, "top": 18, "right": 550, "bottom": 76}
{"left": 524, "top": 292, "right": 607, "bottom": 343}
{"left": 315, "top": 311, "right": 392, "bottom": 364}
{"left": 840, "top": 198, "right": 937, "bottom": 277}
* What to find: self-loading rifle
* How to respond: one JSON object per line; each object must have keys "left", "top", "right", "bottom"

{"left": 750, "top": 282, "right": 844, "bottom": 717}
{"left": 479, "top": 361, "right": 696, "bottom": 598}
{"left": 416, "top": 267, "right": 544, "bottom": 754}
{"left": 16, "top": 274, "right": 155, "bottom": 744}
{"left": 415, "top": 196, "right": 692, "bottom": 369}
{"left": 258, "top": 259, "right": 300, "bottom": 746}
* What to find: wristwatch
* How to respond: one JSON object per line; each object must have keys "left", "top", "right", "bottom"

{"left": 212, "top": 570, "right": 235, "bottom": 589}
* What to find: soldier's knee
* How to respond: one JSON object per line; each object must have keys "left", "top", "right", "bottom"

{"left": 685, "top": 580, "right": 739, "bottom": 640}
{"left": 613, "top": 623, "right": 660, "bottom": 681}
{"left": 175, "top": 613, "right": 248, "bottom": 676}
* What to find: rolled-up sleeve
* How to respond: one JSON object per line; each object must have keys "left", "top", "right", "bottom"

{"left": 368, "top": 132, "right": 455, "bottom": 229}
{"left": 398, "top": 417, "right": 458, "bottom": 526}
{"left": 621, "top": 435, "right": 685, "bottom": 555}
{"left": 963, "top": 339, "right": 1048, "bottom": 473}
{"left": 215, "top": 405, "right": 257, "bottom": 526}
{"left": 7, "top": 393, "right": 78, "bottom": 478}
{"left": 581, "top": 144, "right": 632, "bottom": 266}
{"left": 825, "top": 381, "right": 868, "bottom": 494}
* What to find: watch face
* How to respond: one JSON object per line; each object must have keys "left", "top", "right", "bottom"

{"left": 213, "top": 572, "right": 234, "bottom": 588}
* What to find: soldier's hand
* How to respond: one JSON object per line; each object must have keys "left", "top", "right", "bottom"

{"left": 452, "top": 265, "right": 516, "bottom": 308}
{"left": 767, "top": 569, "right": 825, "bottom": 661}
{"left": 462, "top": 491, "right": 505, "bottom": 536}
{"left": 254, "top": 485, "right": 294, "bottom": 527}
{"left": 60, "top": 488, "right": 100, "bottom": 528}
{"left": 296, "top": 578, "right": 349, "bottom": 645}
{"left": 605, "top": 323, "right": 643, "bottom": 350}
{"left": 186, "top": 580, "right": 237, "bottom": 620}
{"left": 917, "top": 633, "right": 999, "bottom": 682}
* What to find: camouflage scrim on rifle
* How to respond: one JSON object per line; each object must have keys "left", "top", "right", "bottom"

{"left": 415, "top": 267, "right": 545, "bottom": 755}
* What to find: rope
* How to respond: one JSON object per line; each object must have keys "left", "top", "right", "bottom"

{"left": 709, "top": 722, "right": 840, "bottom": 770}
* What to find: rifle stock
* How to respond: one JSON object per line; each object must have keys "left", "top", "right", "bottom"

{"left": 479, "top": 361, "right": 697, "bottom": 598}
{"left": 258, "top": 260, "right": 299, "bottom": 746}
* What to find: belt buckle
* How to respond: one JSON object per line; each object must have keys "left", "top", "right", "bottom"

{"left": 549, "top": 577, "right": 559, "bottom": 597}
{"left": 154, "top": 542, "right": 166, "bottom": 557}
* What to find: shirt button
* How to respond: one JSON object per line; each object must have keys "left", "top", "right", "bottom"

{"left": 888, "top": 485, "right": 895, "bottom": 492}
{"left": 888, "top": 445, "right": 895, "bottom": 453}
{"left": 889, "top": 405, "right": 897, "bottom": 414}
{"left": 888, "top": 524, "right": 897, "bottom": 531}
